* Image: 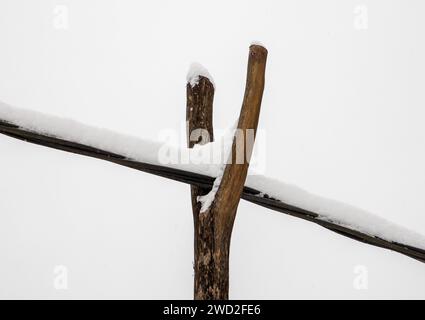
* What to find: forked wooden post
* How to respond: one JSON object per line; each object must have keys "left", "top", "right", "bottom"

{"left": 186, "top": 45, "right": 268, "bottom": 300}
{"left": 1, "top": 44, "right": 425, "bottom": 299}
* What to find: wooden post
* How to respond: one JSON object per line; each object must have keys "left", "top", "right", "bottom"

{"left": 188, "top": 45, "right": 268, "bottom": 300}
{"left": 186, "top": 74, "right": 215, "bottom": 299}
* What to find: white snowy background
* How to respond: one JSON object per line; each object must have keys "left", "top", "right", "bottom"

{"left": 1, "top": 0, "right": 425, "bottom": 299}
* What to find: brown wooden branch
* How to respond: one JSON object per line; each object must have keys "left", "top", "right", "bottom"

{"left": 194, "top": 45, "right": 268, "bottom": 300}
{"left": 186, "top": 75, "right": 216, "bottom": 299}
{"left": 1, "top": 118, "right": 425, "bottom": 266}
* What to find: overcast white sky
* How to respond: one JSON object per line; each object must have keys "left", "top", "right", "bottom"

{"left": 1, "top": 0, "right": 425, "bottom": 299}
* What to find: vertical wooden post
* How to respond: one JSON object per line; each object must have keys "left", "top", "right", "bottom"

{"left": 187, "top": 45, "right": 268, "bottom": 300}
{"left": 186, "top": 74, "right": 215, "bottom": 299}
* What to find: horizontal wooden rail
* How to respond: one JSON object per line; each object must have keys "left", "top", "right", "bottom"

{"left": 1, "top": 119, "right": 425, "bottom": 264}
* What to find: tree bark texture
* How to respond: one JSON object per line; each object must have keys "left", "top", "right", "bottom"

{"left": 186, "top": 75, "right": 216, "bottom": 299}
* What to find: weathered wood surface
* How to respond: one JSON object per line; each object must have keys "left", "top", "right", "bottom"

{"left": 186, "top": 75, "right": 216, "bottom": 299}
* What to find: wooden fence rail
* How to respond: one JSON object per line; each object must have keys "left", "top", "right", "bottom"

{"left": 1, "top": 118, "right": 425, "bottom": 264}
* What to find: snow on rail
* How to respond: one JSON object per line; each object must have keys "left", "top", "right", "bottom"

{"left": 1, "top": 100, "right": 425, "bottom": 250}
